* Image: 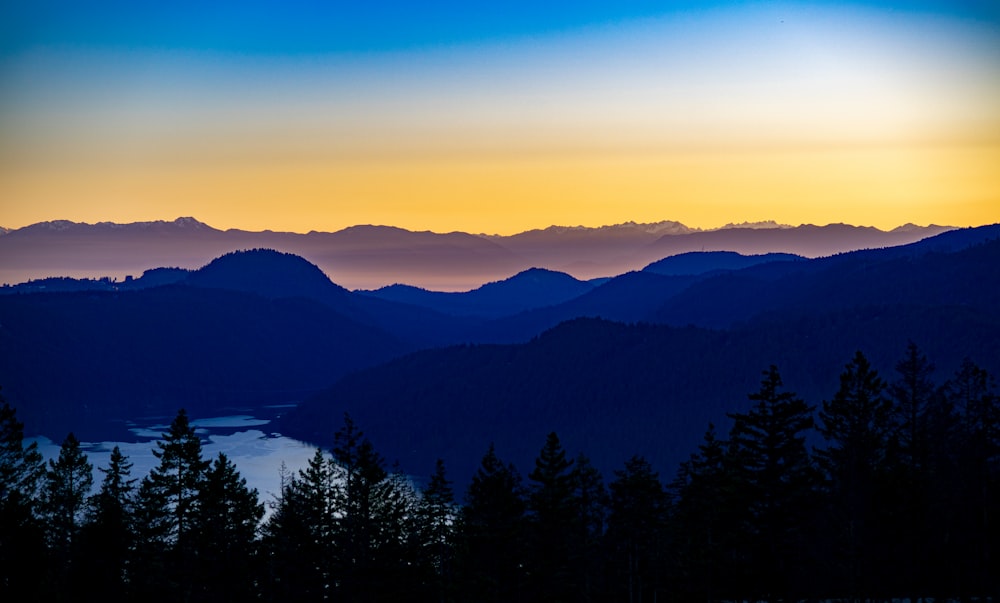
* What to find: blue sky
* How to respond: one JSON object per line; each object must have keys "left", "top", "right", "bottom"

{"left": 2, "top": 1, "right": 998, "bottom": 233}
{"left": 3, "top": 1, "right": 998, "bottom": 55}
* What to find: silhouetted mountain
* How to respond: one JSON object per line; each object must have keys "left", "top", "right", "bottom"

{"left": 184, "top": 248, "right": 351, "bottom": 301}
{"left": 0, "top": 283, "right": 409, "bottom": 439}
{"left": 0, "top": 217, "right": 952, "bottom": 291}
{"left": 475, "top": 225, "right": 1000, "bottom": 339}
{"left": 643, "top": 251, "right": 803, "bottom": 276}
{"left": 642, "top": 223, "right": 955, "bottom": 261}
{"left": 473, "top": 271, "right": 700, "bottom": 343}
{"left": 653, "top": 226, "right": 1000, "bottom": 328}
{"left": 278, "top": 226, "right": 1000, "bottom": 486}
{"left": 360, "top": 268, "right": 596, "bottom": 318}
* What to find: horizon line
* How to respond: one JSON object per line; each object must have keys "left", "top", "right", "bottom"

{"left": 0, "top": 215, "right": 969, "bottom": 237}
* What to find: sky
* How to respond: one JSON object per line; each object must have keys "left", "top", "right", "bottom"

{"left": 1, "top": 1, "right": 999, "bottom": 234}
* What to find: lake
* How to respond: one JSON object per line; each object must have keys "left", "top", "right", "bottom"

{"left": 30, "top": 406, "right": 320, "bottom": 509}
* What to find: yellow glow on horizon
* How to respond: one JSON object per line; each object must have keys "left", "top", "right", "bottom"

{"left": 2, "top": 144, "right": 997, "bottom": 234}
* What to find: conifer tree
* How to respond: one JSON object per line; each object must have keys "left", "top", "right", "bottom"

{"left": 144, "top": 409, "right": 210, "bottom": 543}
{"left": 669, "top": 424, "right": 739, "bottom": 601}
{"left": 332, "top": 413, "right": 386, "bottom": 600}
{"left": 816, "top": 351, "right": 896, "bottom": 598}
{"left": 526, "top": 432, "right": 576, "bottom": 602}
{"left": 78, "top": 445, "right": 136, "bottom": 600}
{"left": 0, "top": 394, "right": 47, "bottom": 599}
{"left": 41, "top": 432, "right": 93, "bottom": 593}
{"left": 0, "top": 396, "right": 44, "bottom": 502}
{"left": 890, "top": 342, "right": 936, "bottom": 473}
{"left": 458, "top": 443, "right": 528, "bottom": 602}
{"left": 196, "top": 452, "right": 264, "bottom": 602}
{"left": 132, "top": 409, "right": 210, "bottom": 600}
{"left": 42, "top": 433, "right": 93, "bottom": 550}
{"left": 417, "top": 459, "right": 457, "bottom": 603}
{"left": 606, "top": 455, "right": 668, "bottom": 603}
{"left": 887, "top": 343, "right": 957, "bottom": 596}
{"left": 945, "top": 358, "right": 1000, "bottom": 595}
{"left": 263, "top": 450, "right": 338, "bottom": 601}
{"left": 331, "top": 413, "right": 420, "bottom": 601}
{"left": 726, "top": 365, "right": 818, "bottom": 600}
{"left": 567, "top": 453, "right": 607, "bottom": 602}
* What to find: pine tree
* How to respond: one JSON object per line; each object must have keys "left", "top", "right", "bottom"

{"left": 41, "top": 432, "right": 94, "bottom": 593}
{"left": 887, "top": 343, "right": 956, "bottom": 596}
{"left": 42, "top": 433, "right": 93, "bottom": 549}
{"left": 262, "top": 449, "right": 338, "bottom": 601}
{"left": 605, "top": 455, "right": 668, "bottom": 603}
{"left": 0, "top": 394, "right": 47, "bottom": 600}
{"left": 567, "top": 453, "right": 607, "bottom": 603}
{"left": 132, "top": 471, "right": 173, "bottom": 599}
{"left": 78, "top": 445, "right": 136, "bottom": 600}
{"left": 417, "top": 459, "right": 457, "bottom": 603}
{"left": 816, "top": 351, "right": 897, "bottom": 599}
{"left": 332, "top": 413, "right": 386, "bottom": 600}
{"left": 330, "top": 413, "right": 420, "bottom": 601}
{"left": 669, "top": 423, "right": 739, "bottom": 601}
{"left": 458, "top": 443, "right": 528, "bottom": 602}
{"left": 132, "top": 408, "right": 210, "bottom": 601}
{"left": 726, "top": 365, "right": 818, "bottom": 600}
{"left": 196, "top": 452, "right": 264, "bottom": 603}
{"left": 945, "top": 358, "right": 1000, "bottom": 596}
{"left": 376, "top": 466, "right": 424, "bottom": 599}
{"left": 890, "top": 342, "right": 936, "bottom": 473}
{"left": 526, "top": 432, "right": 576, "bottom": 602}
{"left": 0, "top": 397, "right": 44, "bottom": 502}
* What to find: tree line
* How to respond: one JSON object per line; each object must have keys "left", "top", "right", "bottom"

{"left": 1, "top": 343, "right": 998, "bottom": 602}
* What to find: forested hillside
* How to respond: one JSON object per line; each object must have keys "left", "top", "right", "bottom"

{"left": 3, "top": 344, "right": 997, "bottom": 601}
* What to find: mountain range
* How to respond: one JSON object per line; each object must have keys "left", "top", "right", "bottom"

{"left": 1, "top": 221, "right": 996, "bottom": 486}
{"left": 0, "top": 217, "right": 952, "bottom": 291}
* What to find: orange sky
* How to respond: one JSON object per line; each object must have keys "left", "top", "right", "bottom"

{"left": 2, "top": 4, "right": 999, "bottom": 233}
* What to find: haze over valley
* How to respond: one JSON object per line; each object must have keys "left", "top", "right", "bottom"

{"left": 0, "top": 217, "right": 954, "bottom": 291}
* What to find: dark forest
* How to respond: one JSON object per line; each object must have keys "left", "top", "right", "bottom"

{"left": 2, "top": 343, "right": 997, "bottom": 602}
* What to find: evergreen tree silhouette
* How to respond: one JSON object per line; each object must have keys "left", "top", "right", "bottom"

{"left": 669, "top": 423, "right": 739, "bottom": 601}
{"left": 417, "top": 459, "right": 458, "bottom": 603}
{"left": 133, "top": 409, "right": 210, "bottom": 601}
{"left": 526, "top": 431, "right": 576, "bottom": 602}
{"left": 41, "top": 432, "right": 93, "bottom": 594}
{"left": 605, "top": 455, "right": 668, "bottom": 603}
{"left": 0, "top": 394, "right": 47, "bottom": 600}
{"left": 726, "top": 365, "right": 818, "bottom": 600}
{"left": 196, "top": 452, "right": 264, "bottom": 603}
{"left": 945, "top": 358, "right": 1000, "bottom": 595}
{"left": 458, "top": 443, "right": 527, "bottom": 602}
{"left": 816, "top": 351, "right": 896, "bottom": 599}
{"left": 331, "top": 413, "right": 420, "bottom": 601}
{"left": 568, "top": 453, "right": 607, "bottom": 602}
{"left": 263, "top": 450, "right": 338, "bottom": 601}
{"left": 78, "top": 445, "right": 136, "bottom": 600}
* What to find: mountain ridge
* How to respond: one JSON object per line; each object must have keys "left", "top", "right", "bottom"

{"left": 2, "top": 224, "right": 997, "bottom": 487}
{"left": 0, "top": 217, "right": 957, "bottom": 291}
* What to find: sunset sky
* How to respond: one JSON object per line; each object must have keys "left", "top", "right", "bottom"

{"left": 1, "top": 1, "right": 998, "bottom": 234}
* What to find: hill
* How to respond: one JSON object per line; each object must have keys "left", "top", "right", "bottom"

{"left": 360, "top": 267, "right": 596, "bottom": 318}
{"left": 279, "top": 227, "right": 1000, "bottom": 485}
{"left": 643, "top": 251, "right": 803, "bottom": 276}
